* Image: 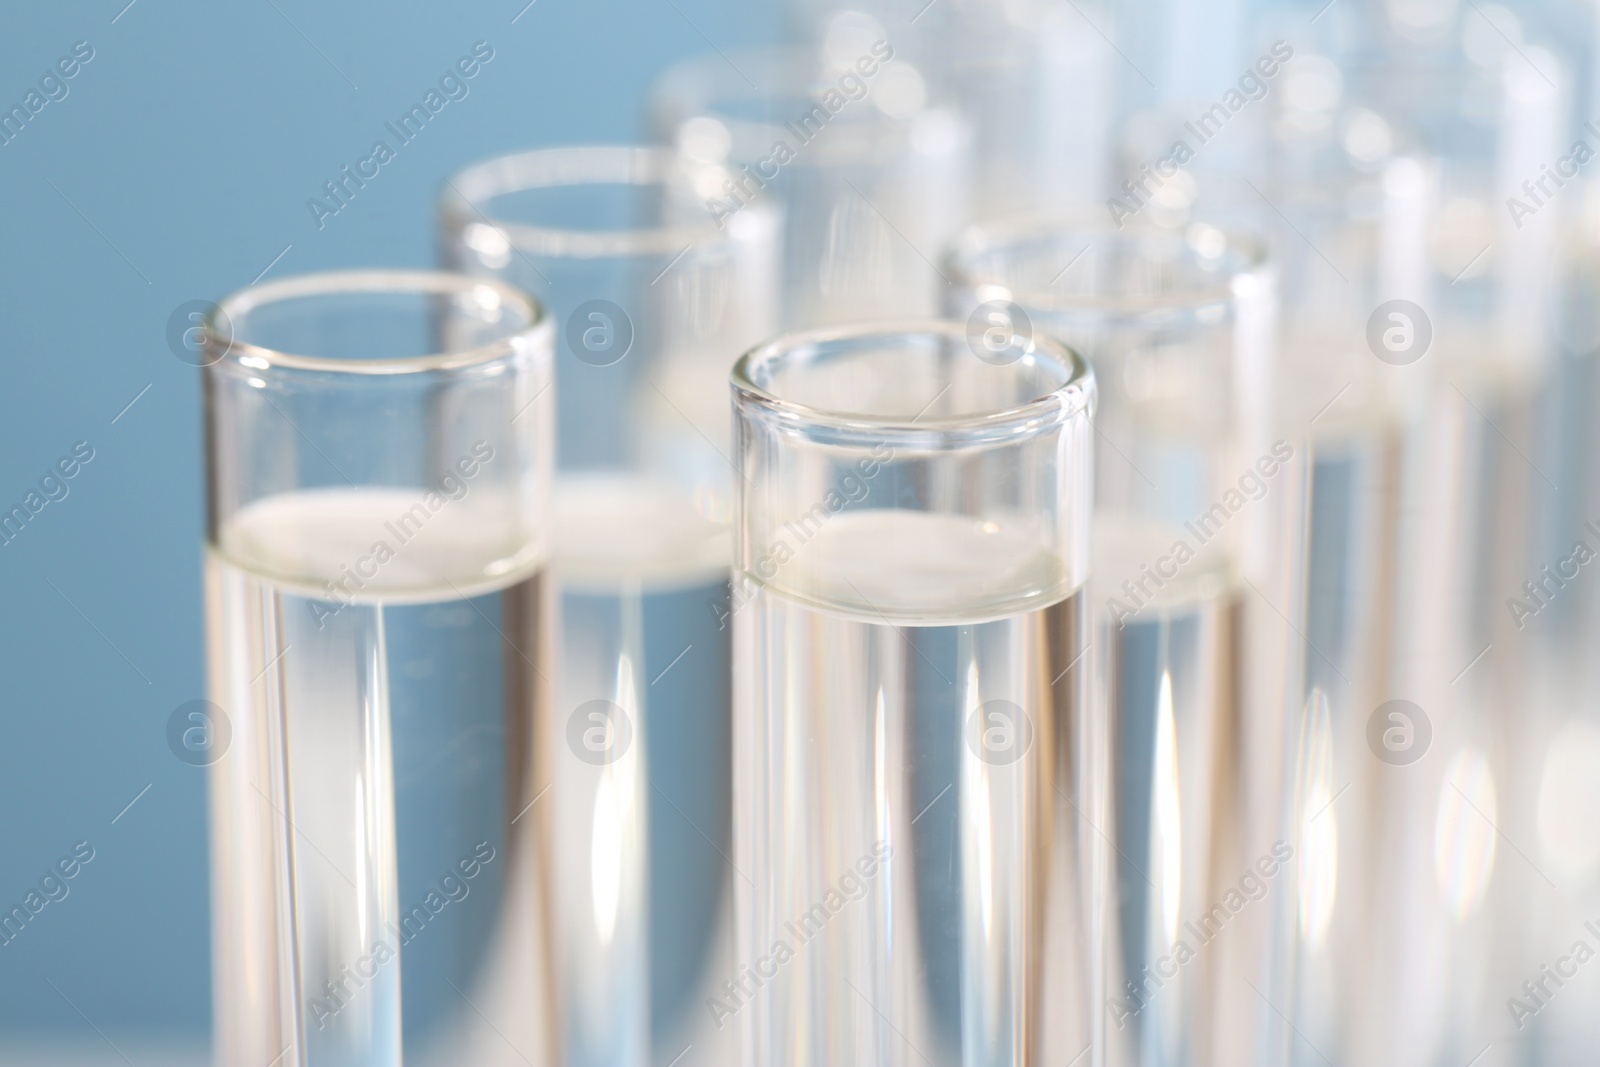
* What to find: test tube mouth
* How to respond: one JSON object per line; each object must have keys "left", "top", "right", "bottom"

{"left": 650, "top": 44, "right": 958, "bottom": 183}
{"left": 654, "top": 46, "right": 841, "bottom": 117}
{"left": 732, "top": 320, "right": 1095, "bottom": 446}
{"left": 440, "top": 145, "right": 722, "bottom": 258}
{"left": 205, "top": 269, "right": 549, "bottom": 376}
{"left": 944, "top": 217, "right": 1270, "bottom": 320}
{"left": 652, "top": 45, "right": 918, "bottom": 133}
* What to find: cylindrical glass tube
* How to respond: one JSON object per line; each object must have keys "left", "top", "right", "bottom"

{"left": 440, "top": 146, "right": 777, "bottom": 1067}
{"left": 1140, "top": 32, "right": 1556, "bottom": 1052}
{"left": 440, "top": 144, "right": 777, "bottom": 485}
{"left": 649, "top": 45, "right": 971, "bottom": 327}
{"left": 1212, "top": 79, "right": 1482, "bottom": 1060}
{"left": 1538, "top": 186, "right": 1600, "bottom": 1062}
{"left": 946, "top": 224, "right": 1304, "bottom": 1066}
{"left": 203, "top": 270, "right": 556, "bottom": 1067}
{"left": 782, "top": 0, "right": 1115, "bottom": 217}
{"left": 1317, "top": 46, "right": 1576, "bottom": 1065}
{"left": 919, "top": 0, "right": 1115, "bottom": 218}
{"left": 730, "top": 322, "right": 1099, "bottom": 1067}
{"left": 1225, "top": 146, "right": 1428, "bottom": 1067}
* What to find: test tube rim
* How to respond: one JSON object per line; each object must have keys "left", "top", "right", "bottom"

{"left": 204, "top": 268, "right": 551, "bottom": 377}
{"left": 731, "top": 318, "right": 1095, "bottom": 446}
{"left": 439, "top": 143, "right": 725, "bottom": 259}
{"left": 943, "top": 215, "right": 1270, "bottom": 319}
{"left": 648, "top": 44, "right": 920, "bottom": 151}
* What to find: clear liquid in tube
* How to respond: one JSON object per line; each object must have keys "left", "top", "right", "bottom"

{"left": 734, "top": 509, "right": 1096, "bottom": 1067}
{"left": 1092, "top": 516, "right": 1245, "bottom": 1067}
{"left": 207, "top": 488, "right": 553, "bottom": 1067}
{"left": 551, "top": 474, "right": 736, "bottom": 1066}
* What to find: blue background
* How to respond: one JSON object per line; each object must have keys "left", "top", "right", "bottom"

{"left": 0, "top": 0, "right": 771, "bottom": 1042}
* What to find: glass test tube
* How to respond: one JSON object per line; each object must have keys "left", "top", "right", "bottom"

{"left": 203, "top": 271, "right": 556, "bottom": 1067}
{"left": 946, "top": 223, "right": 1303, "bottom": 1067}
{"left": 649, "top": 43, "right": 971, "bottom": 327}
{"left": 921, "top": 0, "right": 1116, "bottom": 218}
{"left": 730, "top": 322, "right": 1100, "bottom": 1067}
{"left": 1235, "top": 113, "right": 1428, "bottom": 1063}
{"left": 1535, "top": 182, "right": 1600, "bottom": 1064}
{"left": 440, "top": 145, "right": 777, "bottom": 1067}
{"left": 1232, "top": 155, "right": 1434, "bottom": 1067}
{"left": 1219, "top": 50, "right": 1484, "bottom": 1060}
{"left": 1336, "top": 43, "right": 1577, "bottom": 1066}
{"left": 785, "top": 0, "right": 1116, "bottom": 217}
{"left": 1152, "top": 36, "right": 1542, "bottom": 1056}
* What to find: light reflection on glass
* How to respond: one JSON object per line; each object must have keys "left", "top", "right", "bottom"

{"left": 1153, "top": 670, "right": 1183, "bottom": 950}
{"left": 1434, "top": 749, "right": 1498, "bottom": 919}
{"left": 592, "top": 773, "right": 622, "bottom": 946}
{"left": 1537, "top": 720, "right": 1600, "bottom": 887}
{"left": 1296, "top": 689, "right": 1338, "bottom": 949}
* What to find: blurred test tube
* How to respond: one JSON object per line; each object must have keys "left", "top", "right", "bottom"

{"left": 1231, "top": 22, "right": 1576, "bottom": 1065}
{"left": 440, "top": 145, "right": 778, "bottom": 1067}
{"left": 788, "top": 0, "right": 1119, "bottom": 217}
{"left": 947, "top": 220, "right": 1306, "bottom": 1067}
{"left": 649, "top": 35, "right": 971, "bottom": 327}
